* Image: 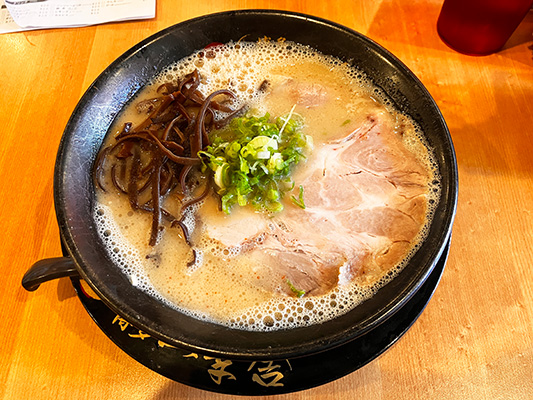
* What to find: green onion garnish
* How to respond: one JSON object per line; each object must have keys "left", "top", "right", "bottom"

{"left": 286, "top": 279, "right": 306, "bottom": 298}
{"left": 291, "top": 185, "right": 306, "bottom": 209}
{"left": 199, "top": 110, "right": 312, "bottom": 214}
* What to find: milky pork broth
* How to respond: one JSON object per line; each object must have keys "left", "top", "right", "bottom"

{"left": 93, "top": 40, "right": 440, "bottom": 331}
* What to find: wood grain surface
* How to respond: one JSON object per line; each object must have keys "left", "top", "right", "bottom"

{"left": 1, "top": 1, "right": 532, "bottom": 399}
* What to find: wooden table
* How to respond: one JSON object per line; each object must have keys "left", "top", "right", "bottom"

{"left": 2, "top": 1, "right": 532, "bottom": 399}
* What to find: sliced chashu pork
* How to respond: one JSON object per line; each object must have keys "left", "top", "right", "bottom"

{"left": 199, "top": 107, "right": 430, "bottom": 297}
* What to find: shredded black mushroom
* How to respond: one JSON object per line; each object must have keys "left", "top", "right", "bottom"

{"left": 92, "top": 69, "right": 244, "bottom": 247}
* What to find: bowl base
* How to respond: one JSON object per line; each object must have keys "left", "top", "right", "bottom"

{"left": 69, "top": 240, "right": 450, "bottom": 395}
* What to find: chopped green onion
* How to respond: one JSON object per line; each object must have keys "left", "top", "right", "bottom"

{"left": 226, "top": 142, "right": 241, "bottom": 159}
{"left": 267, "top": 188, "right": 280, "bottom": 201}
{"left": 199, "top": 110, "right": 310, "bottom": 214}
{"left": 286, "top": 279, "right": 306, "bottom": 298}
{"left": 256, "top": 150, "right": 271, "bottom": 159}
{"left": 214, "top": 162, "right": 230, "bottom": 189}
{"left": 291, "top": 185, "right": 306, "bottom": 209}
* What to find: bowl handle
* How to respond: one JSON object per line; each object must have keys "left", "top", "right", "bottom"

{"left": 22, "top": 257, "right": 80, "bottom": 292}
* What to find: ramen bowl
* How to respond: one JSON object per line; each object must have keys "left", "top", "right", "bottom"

{"left": 23, "top": 10, "right": 457, "bottom": 360}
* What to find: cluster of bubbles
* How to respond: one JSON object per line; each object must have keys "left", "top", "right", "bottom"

{"left": 226, "top": 288, "right": 372, "bottom": 331}
{"left": 93, "top": 205, "right": 153, "bottom": 291}
{"left": 154, "top": 39, "right": 375, "bottom": 107}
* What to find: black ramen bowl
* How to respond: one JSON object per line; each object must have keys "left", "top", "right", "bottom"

{"left": 23, "top": 10, "right": 457, "bottom": 360}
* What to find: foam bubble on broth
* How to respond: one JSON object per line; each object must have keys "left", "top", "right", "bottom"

{"left": 155, "top": 41, "right": 375, "bottom": 113}
{"left": 93, "top": 40, "right": 442, "bottom": 331}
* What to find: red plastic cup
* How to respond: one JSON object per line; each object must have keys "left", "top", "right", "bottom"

{"left": 437, "top": 0, "right": 533, "bottom": 55}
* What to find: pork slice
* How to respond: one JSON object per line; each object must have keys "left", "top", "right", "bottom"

{"left": 354, "top": 240, "right": 412, "bottom": 285}
{"left": 268, "top": 76, "right": 329, "bottom": 109}
{"left": 294, "top": 109, "right": 429, "bottom": 240}
{"left": 199, "top": 108, "right": 430, "bottom": 297}
{"left": 199, "top": 195, "right": 269, "bottom": 249}
{"left": 253, "top": 232, "right": 347, "bottom": 296}
{"left": 337, "top": 109, "right": 430, "bottom": 198}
